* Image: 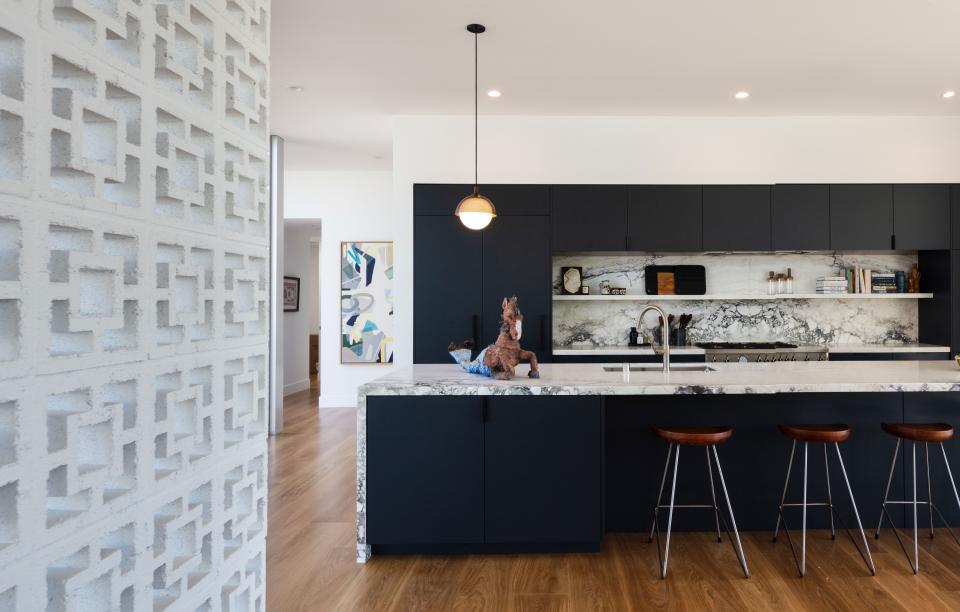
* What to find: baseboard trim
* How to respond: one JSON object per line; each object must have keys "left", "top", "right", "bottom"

{"left": 283, "top": 379, "right": 310, "bottom": 396}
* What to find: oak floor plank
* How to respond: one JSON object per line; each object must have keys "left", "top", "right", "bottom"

{"left": 266, "top": 381, "right": 960, "bottom": 611}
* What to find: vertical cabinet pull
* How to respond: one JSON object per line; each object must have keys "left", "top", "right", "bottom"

{"left": 539, "top": 314, "right": 547, "bottom": 351}
{"left": 472, "top": 314, "right": 480, "bottom": 343}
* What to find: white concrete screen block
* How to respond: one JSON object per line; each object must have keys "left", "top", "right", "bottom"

{"left": 0, "top": 0, "right": 270, "bottom": 608}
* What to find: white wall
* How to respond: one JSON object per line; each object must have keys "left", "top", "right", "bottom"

{"left": 0, "top": 0, "right": 270, "bottom": 608}
{"left": 285, "top": 171, "right": 394, "bottom": 407}
{"left": 391, "top": 115, "right": 960, "bottom": 380}
{"left": 283, "top": 223, "right": 320, "bottom": 395}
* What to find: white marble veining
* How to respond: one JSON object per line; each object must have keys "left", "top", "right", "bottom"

{"left": 356, "top": 360, "right": 960, "bottom": 562}
{"left": 553, "top": 252, "right": 920, "bottom": 347}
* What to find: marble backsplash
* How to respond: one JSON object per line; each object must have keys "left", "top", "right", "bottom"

{"left": 552, "top": 252, "right": 920, "bottom": 347}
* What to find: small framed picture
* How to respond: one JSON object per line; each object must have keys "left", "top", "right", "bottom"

{"left": 283, "top": 276, "right": 300, "bottom": 312}
{"left": 561, "top": 266, "right": 583, "bottom": 295}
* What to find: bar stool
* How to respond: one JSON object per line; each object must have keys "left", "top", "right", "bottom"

{"left": 647, "top": 426, "right": 749, "bottom": 579}
{"left": 772, "top": 424, "right": 875, "bottom": 577}
{"left": 875, "top": 423, "right": 960, "bottom": 574}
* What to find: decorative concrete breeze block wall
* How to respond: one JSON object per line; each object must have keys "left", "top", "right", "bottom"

{"left": 0, "top": 0, "right": 270, "bottom": 608}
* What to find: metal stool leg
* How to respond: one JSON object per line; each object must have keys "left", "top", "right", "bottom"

{"left": 926, "top": 443, "right": 935, "bottom": 539}
{"left": 942, "top": 443, "right": 960, "bottom": 520}
{"left": 706, "top": 446, "right": 722, "bottom": 543}
{"left": 824, "top": 444, "right": 836, "bottom": 540}
{"left": 648, "top": 444, "right": 674, "bottom": 543}
{"left": 913, "top": 441, "right": 919, "bottom": 573}
{"left": 660, "top": 444, "right": 680, "bottom": 579}
{"left": 875, "top": 438, "right": 901, "bottom": 539}
{"left": 834, "top": 442, "right": 876, "bottom": 575}
{"left": 801, "top": 441, "right": 808, "bottom": 576}
{"left": 712, "top": 446, "right": 749, "bottom": 578}
{"left": 772, "top": 440, "right": 796, "bottom": 542}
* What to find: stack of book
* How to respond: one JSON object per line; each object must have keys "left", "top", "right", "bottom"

{"left": 816, "top": 276, "right": 849, "bottom": 294}
{"left": 871, "top": 272, "right": 898, "bottom": 294}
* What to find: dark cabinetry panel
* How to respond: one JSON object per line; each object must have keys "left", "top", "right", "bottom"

{"left": 482, "top": 216, "right": 552, "bottom": 356}
{"left": 702, "top": 185, "right": 772, "bottom": 251}
{"left": 552, "top": 186, "right": 628, "bottom": 252}
{"left": 953, "top": 185, "right": 960, "bottom": 250}
{"left": 772, "top": 184, "right": 830, "bottom": 250}
{"left": 830, "top": 184, "right": 893, "bottom": 250}
{"left": 485, "top": 396, "right": 603, "bottom": 544}
{"left": 414, "top": 215, "right": 482, "bottom": 363}
{"left": 414, "top": 184, "right": 550, "bottom": 216}
{"left": 366, "top": 396, "right": 483, "bottom": 544}
{"left": 893, "top": 184, "right": 950, "bottom": 250}
{"left": 627, "top": 186, "right": 702, "bottom": 251}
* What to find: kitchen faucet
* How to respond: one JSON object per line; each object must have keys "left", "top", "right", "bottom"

{"left": 638, "top": 305, "right": 671, "bottom": 373}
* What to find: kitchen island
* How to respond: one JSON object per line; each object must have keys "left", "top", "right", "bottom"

{"left": 356, "top": 361, "right": 960, "bottom": 562}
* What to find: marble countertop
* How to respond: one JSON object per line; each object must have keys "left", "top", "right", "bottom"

{"left": 358, "top": 361, "right": 960, "bottom": 396}
{"left": 552, "top": 343, "right": 951, "bottom": 356}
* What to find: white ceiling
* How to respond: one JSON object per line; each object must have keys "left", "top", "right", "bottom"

{"left": 270, "top": 0, "right": 960, "bottom": 170}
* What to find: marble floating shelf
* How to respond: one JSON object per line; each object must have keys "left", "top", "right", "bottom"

{"left": 553, "top": 293, "right": 935, "bottom": 301}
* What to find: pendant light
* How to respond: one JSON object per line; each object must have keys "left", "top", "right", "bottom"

{"left": 455, "top": 23, "right": 497, "bottom": 230}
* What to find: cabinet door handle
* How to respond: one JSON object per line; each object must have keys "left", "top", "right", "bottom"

{"left": 891, "top": 234, "right": 896, "bottom": 250}
{"left": 472, "top": 314, "right": 480, "bottom": 343}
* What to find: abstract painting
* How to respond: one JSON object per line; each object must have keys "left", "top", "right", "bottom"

{"left": 341, "top": 241, "right": 394, "bottom": 363}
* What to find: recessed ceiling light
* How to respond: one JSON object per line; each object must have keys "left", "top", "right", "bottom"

{"left": 288, "top": 85, "right": 304, "bottom": 92}
{"left": 735, "top": 91, "right": 750, "bottom": 100}
{"left": 944, "top": 91, "right": 956, "bottom": 99}
{"left": 487, "top": 90, "right": 501, "bottom": 98}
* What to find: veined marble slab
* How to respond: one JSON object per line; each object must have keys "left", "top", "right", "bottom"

{"left": 553, "top": 252, "right": 920, "bottom": 347}
{"left": 356, "top": 361, "right": 960, "bottom": 562}
{"left": 552, "top": 343, "right": 951, "bottom": 356}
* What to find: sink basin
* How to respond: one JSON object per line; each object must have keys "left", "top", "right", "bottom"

{"left": 602, "top": 364, "right": 716, "bottom": 373}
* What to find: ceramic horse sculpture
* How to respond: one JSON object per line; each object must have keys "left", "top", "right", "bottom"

{"left": 448, "top": 296, "right": 540, "bottom": 380}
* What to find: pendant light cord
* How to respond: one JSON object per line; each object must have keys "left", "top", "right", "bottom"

{"left": 474, "top": 29, "right": 479, "bottom": 194}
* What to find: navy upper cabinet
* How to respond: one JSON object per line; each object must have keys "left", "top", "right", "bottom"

{"left": 482, "top": 216, "right": 552, "bottom": 358}
{"left": 551, "top": 186, "right": 628, "bottom": 252}
{"left": 893, "top": 184, "right": 950, "bottom": 250}
{"left": 414, "top": 215, "right": 483, "bottom": 363}
{"left": 953, "top": 185, "right": 960, "bottom": 250}
{"left": 702, "top": 185, "right": 772, "bottom": 251}
{"left": 829, "top": 184, "right": 893, "bottom": 250}
{"left": 772, "top": 184, "right": 830, "bottom": 251}
{"left": 627, "top": 186, "right": 702, "bottom": 251}
{"left": 414, "top": 184, "right": 550, "bottom": 216}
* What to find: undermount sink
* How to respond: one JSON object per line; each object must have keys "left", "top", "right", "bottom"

{"left": 602, "top": 364, "right": 717, "bottom": 373}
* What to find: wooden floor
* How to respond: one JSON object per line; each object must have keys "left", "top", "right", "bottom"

{"left": 267, "top": 382, "right": 960, "bottom": 611}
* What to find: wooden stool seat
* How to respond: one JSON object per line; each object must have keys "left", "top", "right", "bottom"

{"left": 881, "top": 423, "right": 953, "bottom": 443}
{"left": 653, "top": 426, "right": 732, "bottom": 446}
{"left": 778, "top": 424, "right": 851, "bottom": 444}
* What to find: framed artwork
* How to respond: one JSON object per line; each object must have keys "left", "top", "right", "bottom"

{"left": 283, "top": 276, "right": 300, "bottom": 312}
{"left": 561, "top": 266, "right": 583, "bottom": 295}
{"left": 341, "top": 241, "right": 394, "bottom": 364}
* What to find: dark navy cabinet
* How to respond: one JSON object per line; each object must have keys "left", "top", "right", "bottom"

{"left": 551, "top": 186, "right": 628, "bottom": 252}
{"left": 366, "top": 396, "right": 484, "bottom": 545}
{"left": 485, "top": 396, "right": 603, "bottom": 544}
{"left": 366, "top": 395, "right": 603, "bottom": 551}
{"left": 702, "top": 185, "right": 772, "bottom": 251}
{"left": 414, "top": 183, "right": 549, "bottom": 216}
{"left": 830, "top": 184, "right": 894, "bottom": 250}
{"left": 893, "top": 184, "right": 950, "bottom": 250}
{"left": 627, "top": 185, "right": 702, "bottom": 252}
{"left": 414, "top": 215, "right": 483, "bottom": 363}
{"left": 482, "top": 216, "right": 552, "bottom": 355}
{"left": 772, "top": 184, "right": 830, "bottom": 251}
{"left": 414, "top": 185, "right": 551, "bottom": 364}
